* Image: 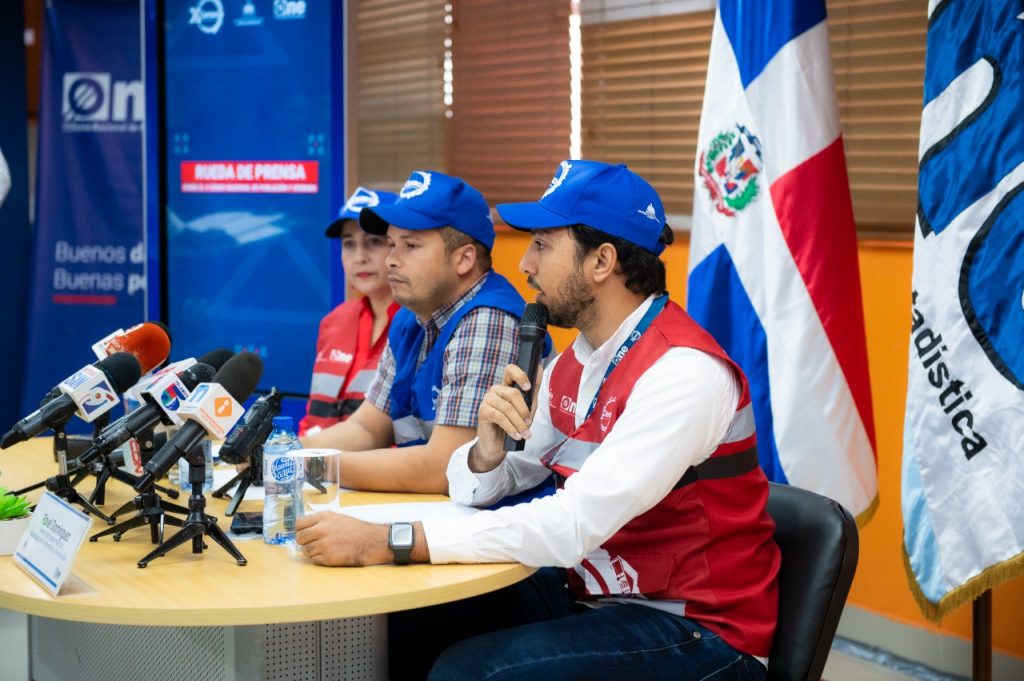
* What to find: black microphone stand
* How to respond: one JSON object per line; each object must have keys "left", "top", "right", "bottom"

{"left": 211, "top": 447, "right": 263, "bottom": 517}
{"left": 86, "top": 428, "right": 180, "bottom": 508}
{"left": 38, "top": 425, "right": 114, "bottom": 524}
{"left": 136, "top": 443, "right": 247, "bottom": 568}
{"left": 89, "top": 489, "right": 189, "bottom": 545}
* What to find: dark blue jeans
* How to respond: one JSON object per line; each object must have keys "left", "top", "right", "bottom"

{"left": 389, "top": 569, "right": 765, "bottom": 681}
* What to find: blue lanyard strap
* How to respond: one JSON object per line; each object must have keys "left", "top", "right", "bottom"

{"left": 583, "top": 294, "right": 668, "bottom": 421}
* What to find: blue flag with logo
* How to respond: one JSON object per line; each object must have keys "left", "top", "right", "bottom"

{"left": 21, "top": 0, "right": 145, "bottom": 419}
{"left": 901, "top": 0, "right": 1024, "bottom": 621}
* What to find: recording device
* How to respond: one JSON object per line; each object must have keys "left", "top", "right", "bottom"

{"left": 94, "top": 321, "right": 172, "bottom": 374}
{"left": 38, "top": 322, "right": 172, "bottom": 406}
{"left": 504, "top": 303, "right": 549, "bottom": 452}
{"left": 218, "top": 387, "right": 282, "bottom": 465}
{"left": 135, "top": 352, "right": 264, "bottom": 491}
{"left": 78, "top": 362, "right": 216, "bottom": 466}
{"left": 78, "top": 349, "right": 235, "bottom": 466}
{"left": 1, "top": 352, "right": 142, "bottom": 449}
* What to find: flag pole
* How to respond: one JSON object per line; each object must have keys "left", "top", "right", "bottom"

{"left": 972, "top": 590, "right": 991, "bottom": 681}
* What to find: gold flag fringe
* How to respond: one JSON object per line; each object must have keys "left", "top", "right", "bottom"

{"left": 902, "top": 545, "right": 1024, "bottom": 623}
{"left": 855, "top": 492, "right": 880, "bottom": 530}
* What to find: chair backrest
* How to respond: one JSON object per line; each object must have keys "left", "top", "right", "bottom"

{"left": 765, "top": 482, "right": 859, "bottom": 681}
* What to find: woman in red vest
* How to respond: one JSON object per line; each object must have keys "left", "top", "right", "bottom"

{"left": 299, "top": 188, "right": 401, "bottom": 436}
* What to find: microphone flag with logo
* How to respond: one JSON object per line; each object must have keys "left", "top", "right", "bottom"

{"left": 137, "top": 352, "right": 263, "bottom": 490}
{"left": 1, "top": 352, "right": 142, "bottom": 448}
{"left": 686, "top": 0, "right": 877, "bottom": 523}
{"left": 901, "top": 0, "right": 1024, "bottom": 622}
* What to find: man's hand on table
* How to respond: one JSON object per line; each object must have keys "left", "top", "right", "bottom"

{"left": 295, "top": 512, "right": 429, "bottom": 567}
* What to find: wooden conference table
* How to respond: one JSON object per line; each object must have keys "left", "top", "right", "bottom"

{"left": 0, "top": 438, "right": 534, "bottom": 680}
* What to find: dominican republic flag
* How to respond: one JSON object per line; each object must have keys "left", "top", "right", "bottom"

{"left": 902, "top": 0, "right": 1024, "bottom": 622}
{"left": 687, "top": 0, "right": 877, "bottom": 522}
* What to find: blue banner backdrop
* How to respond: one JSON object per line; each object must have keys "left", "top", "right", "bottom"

{"left": 20, "top": 0, "right": 146, "bottom": 419}
{"left": 0, "top": 2, "right": 32, "bottom": 429}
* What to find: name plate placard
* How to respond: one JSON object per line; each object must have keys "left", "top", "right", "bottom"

{"left": 13, "top": 492, "right": 91, "bottom": 596}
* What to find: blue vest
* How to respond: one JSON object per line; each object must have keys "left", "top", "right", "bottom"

{"left": 387, "top": 272, "right": 527, "bottom": 446}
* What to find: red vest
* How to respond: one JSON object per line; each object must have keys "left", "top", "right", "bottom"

{"left": 300, "top": 298, "right": 397, "bottom": 436}
{"left": 544, "top": 300, "right": 779, "bottom": 657}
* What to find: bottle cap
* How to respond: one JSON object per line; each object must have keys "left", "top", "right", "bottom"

{"left": 272, "top": 416, "right": 294, "bottom": 430}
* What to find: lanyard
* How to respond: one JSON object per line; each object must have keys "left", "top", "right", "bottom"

{"left": 583, "top": 294, "right": 668, "bottom": 421}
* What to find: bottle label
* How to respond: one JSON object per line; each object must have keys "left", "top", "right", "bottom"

{"left": 270, "top": 456, "right": 296, "bottom": 483}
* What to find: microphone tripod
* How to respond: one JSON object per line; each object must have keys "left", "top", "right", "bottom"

{"left": 90, "top": 489, "right": 189, "bottom": 545}
{"left": 85, "top": 430, "right": 180, "bottom": 507}
{"left": 212, "top": 448, "right": 263, "bottom": 517}
{"left": 136, "top": 444, "right": 247, "bottom": 568}
{"left": 38, "top": 426, "right": 114, "bottom": 524}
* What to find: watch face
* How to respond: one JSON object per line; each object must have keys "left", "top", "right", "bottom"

{"left": 391, "top": 523, "right": 414, "bottom": 547}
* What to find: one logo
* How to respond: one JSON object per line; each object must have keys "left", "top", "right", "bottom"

{"left": 271, "top": 456, "right": 296, "bottom": 482}
{"left": 80, "top": 382, "right": 116, "bottom": 415}
{"left": 542, "top": 161, "right": 572, "bottom": 199}
{"left": 273, "top": 0, "right": 307, "bottom": 19}
{"left": 234, "top": 0, "right": 264, "bottom": 26}
{"left": 599, "top": 396, "right": 616, "bottom": 432}
{"left": 62, "top": 73, "right": 143, "bottom": 133}
{"left": 400, "top": 171, "right": 432, "bottom": 199}
{"left": 189, "top": 0, "right": 224, "bottom": 34}
{"left": 328, "top": 349, "right": 354, "bottom": 364}
{"left": 637, "top": 203, "right": 660, "bottom": 222}
{"left": 214, "top": 397, "right": 233, "bottom": 417}
{"left": 609, "top": 555, "right": 639, "bottom": 594}
{"left": 160, "top": 384, "right": 181, "bottom": 411}
{"left": 343, "top": 187, "right": 380, "bottom": 214}
{"left": 559, "top": 395, "right": 577, "bottom": 416}
{"left": 62, "top": 367, "right": 95, "bottom": 390}
{"left": 698, "top": 123, "right": 763, "bottom": 217}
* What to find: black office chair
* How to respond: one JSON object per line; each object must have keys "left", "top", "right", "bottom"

{"left": 765, "top": 482, "right": 859, "bottom": 681}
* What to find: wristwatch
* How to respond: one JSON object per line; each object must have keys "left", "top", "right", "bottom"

{"left": 388, "top": 522, "right": 414, "bottom": 565}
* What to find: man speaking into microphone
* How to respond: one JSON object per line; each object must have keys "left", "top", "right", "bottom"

{"left": 297, "top": 161, "right": 781, "bottom": 681}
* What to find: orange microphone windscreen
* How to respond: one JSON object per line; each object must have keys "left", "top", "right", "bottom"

{"left": 105, "top": 322, "right": 172, "bottom": 374}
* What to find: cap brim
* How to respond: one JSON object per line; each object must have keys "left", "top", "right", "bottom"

{"left": 359, "top": 204, "right": 448, "bottom": 234}
{"left": 324, "top": 217, "right": 353, "bottom": 238}
{"left": 496, "top": 202, "right": 576, "bottom": 231}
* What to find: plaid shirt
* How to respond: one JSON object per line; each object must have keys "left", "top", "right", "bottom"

{"left": 367, "top": 272, "right": 520, "bottom": 428}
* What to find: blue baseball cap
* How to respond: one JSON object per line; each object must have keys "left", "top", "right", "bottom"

{"left": 325, "top": 187, "right": 399, "bottom": 237}
{"left": 496, "top": 160, "right": 668, "bottom": 255}
{"left": 359, "top": 170, "right": 495, "bottom": 249}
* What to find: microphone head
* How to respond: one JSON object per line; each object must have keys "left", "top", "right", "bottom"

{"left": 97, "top": 352, "right": 143, "bottom": 393}
{"left": 149, "top": 320, "right": 172, "bottom": 346}
{"left": 105, "top": 322, "right": 171, "bottom": 374}
{"left": 521, "top": 303, "right": 548, "bottom": 328}
{"left": 180, "top": 362, "right": 216, "bottom": 388}
{"left": 197, "top": 348, "right": 234, "bottom": 372}
{"left": 213, "top": 351, "right": 263, "bottom": 404}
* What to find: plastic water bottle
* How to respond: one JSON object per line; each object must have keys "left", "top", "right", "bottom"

{"left": 178, "top": 440, "right": 214, "bottom": 491}
{"left": 263, "top": 416, "right": 302, "bottom": 544}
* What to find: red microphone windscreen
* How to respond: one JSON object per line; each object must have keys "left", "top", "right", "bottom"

{"left": 105, "top": 322, "right": 171, "bottom": 373}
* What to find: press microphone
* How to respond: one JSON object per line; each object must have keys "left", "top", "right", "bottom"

{"left": 92, "top": 321, "right": 172, "bottom": 374}
{"left": 1, "top": 352, "right": 143, "bottom": 449}
{"left": 77, "top": 360, "right": 218, "bottom": 466}
{"left": 136, "top": 352, "right": 263, "bottom": 491}
{"left": 504, "top": 303, "right": 549, "bottom": 452}
{"left": 219, "top": 387, "right": 283, "bottom": 465}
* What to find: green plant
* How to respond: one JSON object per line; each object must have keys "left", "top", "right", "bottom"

{"left": 0, "top": 487, "right": 30, "bottom": 520}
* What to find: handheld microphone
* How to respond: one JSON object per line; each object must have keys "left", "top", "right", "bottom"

{"left": 504, "top": 303, "right": 549, "bottom": 452}
{"left": 93, "top": 322, "right": 172, "bottom": 374}
{"left": 136, "top": 352, "right": 263, "bottom": 491}
{"left": 1, "top": 353, "right": 143, "bottom": 449}
{"left": 219, "top": 387, "right": 283, "bottom": 465}
{"left": 77, "top": 361, "right": 217, "bottom": 465}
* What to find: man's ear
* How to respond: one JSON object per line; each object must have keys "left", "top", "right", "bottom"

{"left": 451, "top": 242, "right": 478, "bottom": 277}
{"left": 590, "top": 242, "right": 620, "bottom": 284}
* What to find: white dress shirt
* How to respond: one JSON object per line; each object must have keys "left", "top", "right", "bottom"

{"left": 422, "top": 295, "right": 740, "bottom": 568}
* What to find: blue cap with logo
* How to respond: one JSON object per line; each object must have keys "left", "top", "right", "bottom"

{"left": 325, "top": 187, "right": 399, "bottom": 237}
{"left": 359, "top": 170, "right": 495, "bottom": 249}
{"left": 496, "top": 160, "right": 668, "bottom": 255}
